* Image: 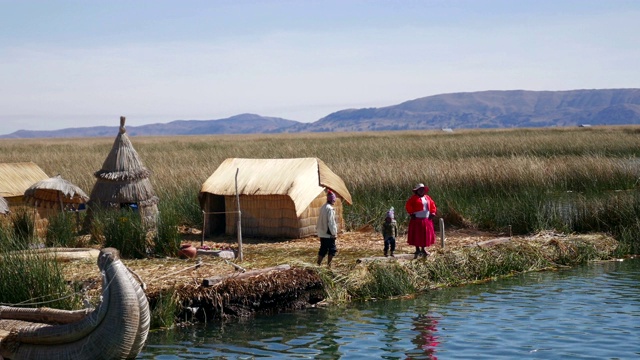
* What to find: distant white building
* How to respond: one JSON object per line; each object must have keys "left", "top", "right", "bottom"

{"left": 579, "top": 124, "right": 592, "bottom": 127}
{"left": 441, "top": 128, "right": 454, "bottom": 133}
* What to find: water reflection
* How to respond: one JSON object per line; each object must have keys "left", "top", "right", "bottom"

{"left": 140, "top": 258, "right": 640, "bottom": 359}
{"left": 409, "top": 314, "right": 440, "bottom": 360}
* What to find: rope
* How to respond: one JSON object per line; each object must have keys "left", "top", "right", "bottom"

{"left": 145, "top": 257, "right": 245, "bottom": 283}
{"left": 224, "top": 259, "right": 246, "bottom": 273}
{"left": 0, "top": 256, "right": 242, "bottom": 307}
{"left": 0, "top": 292, "right": 82, "bottom": 307}
{"left": 125, "top": 266, "right": 147, "bottom": 291}
{"left": 151, "top": 258, "right": 204, "bottom": 283}
{"left": 0, "top": 260, "right": 123, "bottom": 308}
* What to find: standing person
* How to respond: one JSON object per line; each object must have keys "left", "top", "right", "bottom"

{"left": 316, "top": 189, "right": 338, "bottom": 267}
{"left": 405, "top": 183, "right": 437, "bottom": 258}
{"left": 382, "top": 207, "right": 398, "bottom": 257}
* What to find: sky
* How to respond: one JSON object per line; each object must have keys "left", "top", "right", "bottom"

{"left": 1, "top": 0, "right": 639, "bottom": 135}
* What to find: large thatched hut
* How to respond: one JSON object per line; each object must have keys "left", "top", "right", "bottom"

{"left": 0, "top": 162, "right": 49, "bottom": 207}
{"left": 87, "top": 116, "right": 159, "bottom": 225}
{"left": 199, "top": 157, "right": 352, "bottom": 239}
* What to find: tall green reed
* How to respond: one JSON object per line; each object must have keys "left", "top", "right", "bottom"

{"left": 45, "top": 212, "right": 77, "bottom": 247}
{"left": 1, "top": 127, "right": 638, "bottom": 254}
{"left": 96, "top": 208, "right": 149, "bottom": 259}
{"left": 0, "top": 241, "right": 82, "bottom": 309}
{"left": 154, "top": 207, "right": 182, "bottom": 258}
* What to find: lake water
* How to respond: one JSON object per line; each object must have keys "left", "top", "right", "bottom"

{"left": 139, "top": 258, "right": 640, "bottom": 359}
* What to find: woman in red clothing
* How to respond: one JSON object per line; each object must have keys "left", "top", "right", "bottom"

{"left": 405, "top": 183, "right": 437, "bottom": 258}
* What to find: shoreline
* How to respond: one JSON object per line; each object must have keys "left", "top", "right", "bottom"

{"left": 60, "top": 229, "right": 622, "bottom": 328}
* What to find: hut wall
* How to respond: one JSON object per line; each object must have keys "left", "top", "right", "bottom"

{"left": 30, "top": 206, "right": 85, "bottom": 238}
{"left": 223, "top": 193, "right": 345, "bottom": 239}
{"left": 140, "top": 204, "right": 159, "bottom": 229}
{"left": 299, "top": 193, "right": 345, "bottom": 238}
{"left": 224, "top": 195, "right": 299, "bottom": 238}
{"left": 5, "top": 196, "right": 25, "bottom": 207}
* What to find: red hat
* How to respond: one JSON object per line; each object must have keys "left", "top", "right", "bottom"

{"left": 327, "top": 190, "right": 337, "bottom": 203}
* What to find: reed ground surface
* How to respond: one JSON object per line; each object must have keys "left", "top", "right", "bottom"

{"left": 62, "top": 227, "right": 607, "bottom": 299}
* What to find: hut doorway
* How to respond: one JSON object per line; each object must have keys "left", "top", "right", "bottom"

{"left": 203, "top": 194, "right": 226, "bottom": 236}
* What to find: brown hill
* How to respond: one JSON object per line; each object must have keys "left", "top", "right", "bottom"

{"left": 2, "top": 89, "right": 639, "bottom": 138}
{"left": 288, "top": 89, "right": 640, "bottom": 132}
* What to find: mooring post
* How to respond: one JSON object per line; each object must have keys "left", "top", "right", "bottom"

{"left": 235, "top": 168, "right": 243, "bottom": 262}
{"left": 439, "top": 217, "right": 445, "bottom": 248}
{"left": 201, "top": 210, "right": 206, "bottom": 247}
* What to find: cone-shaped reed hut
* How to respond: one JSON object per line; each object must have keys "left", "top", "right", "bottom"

{"left": 199, "top": 157, "right": 352, "bottom": 239}
{"left": 87, "top": 116, "right": 159, "bottom": 225}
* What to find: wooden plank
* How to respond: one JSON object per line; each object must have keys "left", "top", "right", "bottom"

{"left": 196, "top": 249, "right": 236, "bottom": 259}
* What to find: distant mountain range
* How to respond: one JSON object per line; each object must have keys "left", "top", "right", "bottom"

{"left": 3, "top": 89, "right": 639, "bottom": 139}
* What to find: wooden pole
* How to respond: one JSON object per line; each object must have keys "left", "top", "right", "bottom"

{"left": 58, "top": 192, "right": 65, "bottom": 219}
{"left": 235, "top": 168, "right": 243, "bottom": 261}
{"left": 439, "top": 217, "right": 445, "bottom": 248}
{"left": 201, "top": 210, "right": 206, "bottom": 247}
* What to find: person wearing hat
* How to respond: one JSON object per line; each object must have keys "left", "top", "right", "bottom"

{"left": 405, "top": 183, "right": 437, "bottom": 258}
{"left": 316, "top": 189, "right": 338, "bottom": 266}
{"left": 382, "top": 207, "right": 398, "bottom": 257}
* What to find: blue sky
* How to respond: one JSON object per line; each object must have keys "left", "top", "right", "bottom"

{"left": 1, "top": 0, "right": 639, "bottom": 134}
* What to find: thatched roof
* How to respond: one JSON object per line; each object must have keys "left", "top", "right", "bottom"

{"left": 89, "top": 117, "right": 158, "bottom": 207}
{"left": 0, "top": 162, "right": 49, "bottom": 198}
{"left": 0, "top": 196, "right": 9, "bottom": 214}
{"left": 24, "top": 174, "right": 89, "bottom": 208}
{"left": 200, "top": 158, "right": 352, "bottom": 216}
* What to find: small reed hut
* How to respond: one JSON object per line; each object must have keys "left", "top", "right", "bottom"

{"left": 87, "top": 116, "right": 159, "bottom": 225}
{"left": 199, "top": 157, "right": 352, "bottom": 239}
{"left": 0, "top": 162, "right": 49, "bottom": 207}
{"left": 24, "top": 174, "right": 89, "bottom": 217}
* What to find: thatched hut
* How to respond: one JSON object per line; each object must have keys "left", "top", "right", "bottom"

{"left": 87, "top": 116, "right": 159, "bottom": 225}
{"left": 199, "top": 157, "right": 352, "bottom": 239}
{"left": 0, "top": 162, "right": 49, "bottom": 207}
{"left": 24, "top": 174, "right": 89, "bottom": 218}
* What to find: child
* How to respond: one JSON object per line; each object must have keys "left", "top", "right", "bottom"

{"left": 382, "top": 207, "right": 398, "bottom": 257}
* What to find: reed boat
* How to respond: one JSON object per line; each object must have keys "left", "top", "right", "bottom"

{"left": 0, "top": 247, "right": 150, "bottom": 360}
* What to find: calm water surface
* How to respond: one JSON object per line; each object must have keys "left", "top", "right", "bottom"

{"left": 139, "top": 258, "right": 640, "bottom": 359}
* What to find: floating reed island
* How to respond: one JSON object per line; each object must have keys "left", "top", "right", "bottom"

{"left": 51, "top": 228, "right": 621, "bottom": 328}
{"left": 0, "top": 125, "right": 638, "bottom": 329}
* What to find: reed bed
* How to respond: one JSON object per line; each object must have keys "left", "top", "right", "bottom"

{"left": 331, "top": 233, "right": 619, "bottom": 302}
{"left": 0, "top": 126, "right": 638, "bottom": 245}
{"left": 0, "top": 219, "right": 82, "bottom": 309}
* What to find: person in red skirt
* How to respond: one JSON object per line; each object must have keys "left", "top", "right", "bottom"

{"left": 405, "top": 183, "right": 437, "bottom": 258}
